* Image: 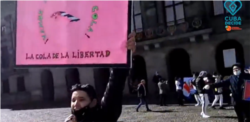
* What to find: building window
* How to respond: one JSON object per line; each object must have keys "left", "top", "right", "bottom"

{"left": 17, "top": 76, "right": 26, "bottom": 92}
{"left": 143, "top": 2, "right": 158, "bottom": 29}
{"left": 143, "top": 6, "right": 158, "bottom": 28}
{"left": 164, "top": 0, "right": 185, "bottom": 26}
{"left": 1, "top": 47, "right": 9, "bottom": 68}
{"left": 2, "top": 79, "right": 10, "bottom": 93}
{"left": 213, "top": 0, "right": 240, "bottom": 16}
{"left": 133, "top": 1, "right": 143, "bottom": 32}
{"left": 213, "top": 0, "right": 226, "bottom": 15}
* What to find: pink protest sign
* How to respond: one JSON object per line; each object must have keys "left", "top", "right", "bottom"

{"left": 15, "top": 1, "right": 132, "bottom": 67}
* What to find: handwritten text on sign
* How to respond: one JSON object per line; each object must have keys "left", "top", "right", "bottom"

{"left": 16, "top": 1, "right": 128, "bottom": 65}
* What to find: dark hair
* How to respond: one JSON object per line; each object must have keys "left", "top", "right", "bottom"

{"left": 232, "top": 63, "right": 243, "bottom": 70}
{"left": 71, "top": 84, "right": 97, "bottom": 100}
{"left": 175, "top": 77, "right": 179, "bottom": 80}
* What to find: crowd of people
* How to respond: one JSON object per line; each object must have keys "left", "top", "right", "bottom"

{"left": 136, "top": 63, "right": 250, "bottom": 121}
{"left": 64, "top": 32, "right": 249, "bottom": 122}
{"left": 135, "top": 71, "right": 226, "bottom": 113}
{"left": 187, "top": 64, "right": 250, "bottom": 121}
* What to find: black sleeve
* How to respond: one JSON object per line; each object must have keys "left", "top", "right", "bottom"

{"left": 211, "top": 77, "right": 231, "bottom": 88}
{"left": 100, "top": 68, "right": 129, "bottom": 121}
{"left": 196, "top": 78, "right": 204, "bottom": 93}
{"left": 137, "top": 84, "right": 141, "bottom": 93}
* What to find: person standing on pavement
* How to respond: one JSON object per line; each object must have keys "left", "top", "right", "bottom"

{"left": 175, "top": 77, "right": 184, "bottom": 106}
{"left": 203, "top": 63, "right": 250, "bottom": 122}
{"left": 153, "top": 71, "right": 162, "bottom": 95}
{"left": 158, "top": 78, "right": 167, "bottom": 106}
{"left": 211, "top": 73, "right": 224, "bottom": 109}
{"left": 165, "top": 79, "right": 170, "bottom": 92}
{"left": 191, "top": 72, "right": 201, "bottom": 106}
{"left": 196, "top": 71, "right": 210, "bottom": 118}
{"left": 136, "top": 79, "right": 152, "bottom": 112}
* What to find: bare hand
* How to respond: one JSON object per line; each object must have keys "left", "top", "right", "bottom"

{"left": 64, "top": 114, "right": 77, "bottom": 122}
{"left": 127, "top": 32, "right": 136, "bottom": 53}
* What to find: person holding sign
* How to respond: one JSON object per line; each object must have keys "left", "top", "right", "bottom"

{"left": 64, "top": 32, "right": 136, "bottom": 122}
{"left": 203, "top": 63, "right": 250, "bottom": 122}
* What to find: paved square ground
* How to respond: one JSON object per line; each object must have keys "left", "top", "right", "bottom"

{"left": 1, "top": 104, "right": 237, "bottom": 122}
{"left": 119, "top": 105, "right": 237, "bottom": 122}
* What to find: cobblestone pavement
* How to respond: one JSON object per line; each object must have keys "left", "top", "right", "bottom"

{"left": 1, "top": 104, "right": 237, "bottom": 122}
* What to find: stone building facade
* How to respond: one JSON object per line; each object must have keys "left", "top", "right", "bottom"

{"left": 1, "top": 1, "right": 250, "bottom": 106}
{"left": 131, "top": 1, "right": 250, "bottom": 93}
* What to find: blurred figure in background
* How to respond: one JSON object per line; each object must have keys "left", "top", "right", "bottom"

{"left": 153, "top": 71, "right": 162, "bottom": 95}
{"left": 158, "top": 78, "right": 168, "bottom": 106}
{"left": 191, "top": 72, "right": 201, "bottom": 106}
{"left": 196, "top": 71, "right": 210, "bottom": 118}
{"left": 203, "top": 63, "right": 250, "bottom": 122}
{"left": 211, "top": 73, "right": 224, "bottom": 109}
{"left": 165, "top": 79, "right": 170, "bottom": 92}
{"left": 136, "top": 79, "right": 152, "bottom": 112}
{"left": 244, "top": 66, "right": 250, "bottom": 74}
{"left": 175, "top": 77, "right": 184, "bottom": 106}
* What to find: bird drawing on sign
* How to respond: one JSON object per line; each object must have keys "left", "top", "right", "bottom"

{"left": 51, "top": 11, "right": 91, "bottom": 38}
{"left": 51, "top": 11, "right": 80, "bottom": 22}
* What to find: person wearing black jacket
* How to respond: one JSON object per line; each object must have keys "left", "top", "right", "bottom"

{"left": 153, "top": 71, "right": 162, "bottom": 83}
{"left": 196, "top": 71, "right": 210, "bottom": 118}
{"left": 204, "top": 63, "right": 250, "bottom": 122}
{"left": 175, "top": 77, "right": 184, "bottom": 106}
{"left": 136, "top": 79, "right": 152, "bottom": 112}
{"left": 64, "top": 32, "right": 136, "bottom": 122}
